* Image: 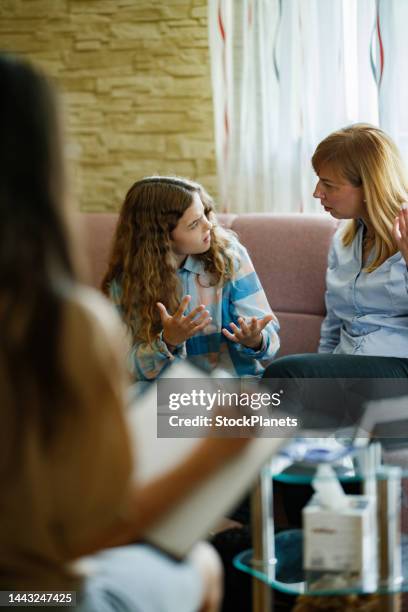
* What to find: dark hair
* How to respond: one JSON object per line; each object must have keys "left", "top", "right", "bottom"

{"left": 0, "top": 53, "right": 76, "bottom": 448}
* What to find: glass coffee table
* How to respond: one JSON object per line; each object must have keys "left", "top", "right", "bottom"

{"left": 236, "top": 443, "right": 408, "bottom": 611}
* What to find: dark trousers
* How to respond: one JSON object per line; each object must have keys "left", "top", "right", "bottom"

{"left": 262, "top": 353, "right": 408, "bottom": 430}
{"left": 263, "top": 353, "right": 408, "bottom": 379}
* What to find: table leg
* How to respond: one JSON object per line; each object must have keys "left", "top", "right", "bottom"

{"left": 251, "top": 466, "right": 275, "bottom": 612}
{"left": 380, "top": 594, "right": 400, "bottom": 611}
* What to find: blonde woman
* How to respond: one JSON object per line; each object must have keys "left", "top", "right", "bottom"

{"left": 264, "top": 125, "right": 408, "bottom": 414}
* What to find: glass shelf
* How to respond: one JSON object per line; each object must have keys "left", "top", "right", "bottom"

{"left": 271, "top": 462, "right": 360, "bottom": 485}
{"left": 270, "top": 444, "right": 408, "bottom": 485}
{"left": 234, "top": 530, "right": 408, "bottom": 596}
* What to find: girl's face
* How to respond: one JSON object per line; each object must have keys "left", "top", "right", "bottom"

{"left": 170, "top": 192, "right": 212, "bottom": 265}
{"left": 313, "top": 162, "right": 367, "bottom": 221}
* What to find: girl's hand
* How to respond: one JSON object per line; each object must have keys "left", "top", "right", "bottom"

{"left": 222, "top": 314, "right": 274, "bottom": 350}
{"left": 157, "top": 295, "right": 212, "bottom": 347}
{"left": 393, "top": 204, "right": 408, "bottom": 265}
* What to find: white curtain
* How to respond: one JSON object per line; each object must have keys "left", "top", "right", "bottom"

{"left": 209, "top": 0, "right": 408, "bottom": 213}
{"left": 208, "top": 0, "right": 279, "bottom": 212}
{"left": 377, "top": 0, "right": 408, "bottom": 162}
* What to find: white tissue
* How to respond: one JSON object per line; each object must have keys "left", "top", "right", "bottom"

{"left": 312, "top": 464, "right": 348, "bottom": 510}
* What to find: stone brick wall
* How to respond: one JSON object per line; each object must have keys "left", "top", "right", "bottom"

{"left": 0, "top": 0, "right": 218, "bottom": 211}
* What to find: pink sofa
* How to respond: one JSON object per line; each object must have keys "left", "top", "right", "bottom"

{"left": 81, "top": 212, "right": 337, "bottom": 357}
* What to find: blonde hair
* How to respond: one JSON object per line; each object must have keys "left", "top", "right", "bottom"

{"left": 102, "top": 176, "right": 235, "bottom": 345}
{"left": 312, "top": 123, "right": 408, "bottom": 272}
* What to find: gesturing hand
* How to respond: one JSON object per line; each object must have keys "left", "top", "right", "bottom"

{"left": 393, "top": 204, "right": 408, "bottom": 265}
{"left": 222, "top": 314, "right": 274, "bottom": 350}
{"left": 157, "top": 295, "right": 212, "bottom": 347}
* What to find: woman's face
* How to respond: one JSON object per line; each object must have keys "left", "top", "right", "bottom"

{"left": 313, "top": 162, "right": 366, "bottom": 221}
{"left": 170, "top": 192, "right": 212, "bottom": 264}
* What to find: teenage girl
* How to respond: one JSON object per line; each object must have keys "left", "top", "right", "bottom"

{"left": 103, "top": 176, "right": 280, "bottom": 380}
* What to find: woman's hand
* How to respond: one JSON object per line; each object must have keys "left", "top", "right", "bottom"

{"left": 222, "top": 314, "right": 274, "bottom": 350}
{"left": 393, "top": 204, "right": 408, "bottom": 265}
{"left": 188, "top": 542, "right": 223, "bottom": 612}
{"left": 157, "top": 295, "right": 212, "bottom": 347}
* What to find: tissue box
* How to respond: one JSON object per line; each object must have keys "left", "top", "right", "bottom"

{"left": 303, "top": 494, "right": 377, "bottom": 590}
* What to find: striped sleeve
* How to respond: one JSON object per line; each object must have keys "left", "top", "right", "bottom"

{"left": 225, "top": 241, "right": 280, "bottom": 367}
{"left": 109, "top": 279, "right": 186, "bottom": 381}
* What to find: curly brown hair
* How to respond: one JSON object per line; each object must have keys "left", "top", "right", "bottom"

{"left": 102, "top": 176, "right": 236, "bottom": 345}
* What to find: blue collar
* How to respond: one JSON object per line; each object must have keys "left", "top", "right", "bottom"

{"left": 179, "top": 256, "right": 206, "bottom": 274}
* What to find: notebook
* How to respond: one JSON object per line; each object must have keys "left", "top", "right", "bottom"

{"left": 126, "top": 361, "right": 288, "bottom": 558}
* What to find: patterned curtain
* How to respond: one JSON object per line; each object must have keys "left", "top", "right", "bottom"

{"left": 377, "top": 0, "right": 408, "bottom": 162}
{"left": 208, "top": 0, "right": 407, "bottom": 213}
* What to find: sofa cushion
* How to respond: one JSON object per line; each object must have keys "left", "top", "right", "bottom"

{"left": 276, "top": 311, "right": 326, "bottom": 357}
{"left": 229, "top": 214, "right": 337, "bottom": 316}
{"left": 81, "top": 212, "right": 118, "bottom": 290}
